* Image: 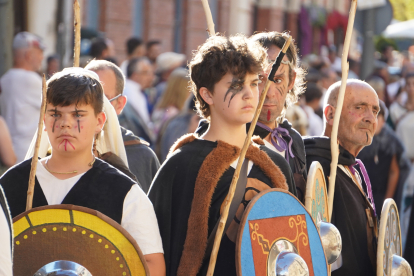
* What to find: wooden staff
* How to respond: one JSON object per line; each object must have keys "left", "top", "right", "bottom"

{"left": 73, "top": 0, "right": 81, "bottom": 67}
{"left": 201, "top": 0, "right": 215, "bottom": 36}
{"left": 206, "top": 37, "right": 292, "bottom": 276}
{"left": 26, "top": 75, "right": 47, "bottom": 211}
{"left": 327, "top": 0, "right": 358, "bottom": 222}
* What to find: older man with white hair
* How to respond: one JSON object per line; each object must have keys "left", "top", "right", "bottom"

{"left": 0, "top": 32, "right": 45, "bottom": 162}
{"left": 305, "top": 79, "right": 380, "bottom": 276}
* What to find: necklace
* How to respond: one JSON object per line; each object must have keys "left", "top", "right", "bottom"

{"left": 44, "top": 157, "right": 96, "bottom": 174}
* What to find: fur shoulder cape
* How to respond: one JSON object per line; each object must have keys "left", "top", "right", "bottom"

{"left": 168, "top": 134, "right": 288, "bottom": 275}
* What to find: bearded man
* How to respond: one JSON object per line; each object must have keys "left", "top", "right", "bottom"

{"left": 249, "top": 32, "right": 308, "bottom": 202}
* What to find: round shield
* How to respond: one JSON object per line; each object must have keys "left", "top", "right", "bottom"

{"left": 305, "top": 161, "right": 329, "bottom": 223}
{"left": 13, "top": 204, "right": 149, "bottom": 276}
{"left": 377, "top": 199, "right": 402, "bottom": 276}
{"left": 236, "top": 188, "right": 328, "bottom": 276}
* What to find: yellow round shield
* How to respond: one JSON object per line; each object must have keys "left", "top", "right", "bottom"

{"left": 13, "top": 204, "right": 149, "bottom": 276}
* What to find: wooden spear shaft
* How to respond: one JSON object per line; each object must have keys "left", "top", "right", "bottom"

{"left": 26, "top": 75, "right": 47, "bottom": 211}
{"left": 201, "top": 0, "right": 215, "bottom": 36}
{"left": 73, "top": 0, "right": 81, "bottom": 67}
{"left": 206, "top": 37, "right": 292, "bottom": 276}
{"left": 327, "top": 0, "right": 358, "bottom": 222}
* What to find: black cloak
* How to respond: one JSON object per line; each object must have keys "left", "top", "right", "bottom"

{"left": 304, "top": 137, "right": 377, "bottom": 276}
{"left": 148, "top": 134, "right": 296, "bottom": 276}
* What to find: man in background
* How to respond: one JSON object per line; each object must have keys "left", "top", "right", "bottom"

{"left": 120, "top": 37, "right": 146, "bottom": 75}
{"left": 85, "top": 60, "right": 160, "bottom": 192}
{"left": 0, "top": 32, "right": 44, "bottom": 162}
{"left": 119, "top": 57, "right": 155, "bottom": 144}
{"left": 146, "top": 40, "right": 161, "bottom": 65}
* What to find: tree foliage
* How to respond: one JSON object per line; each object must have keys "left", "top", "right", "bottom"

{"left": 389, "top": 0, "right": 414, "bottom": 21}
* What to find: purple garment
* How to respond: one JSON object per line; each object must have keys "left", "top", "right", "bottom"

{"left": 256, "top": 122, "right": 295, "bottom": 162}
{"left": 299, "top": 7, "right": 312, "bottom": 56}
{"left": 349, "top": 159, "right": 377, "bottom": 216}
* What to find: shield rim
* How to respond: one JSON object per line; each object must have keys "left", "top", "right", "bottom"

{"left": 13, "top": 204, "right": 150, "bottom": 275}
{"left": 376, "top": 198, "right": 402, "bottom": 276}
{"left": 305, "top": 161, "right": 329, "bottom": 223}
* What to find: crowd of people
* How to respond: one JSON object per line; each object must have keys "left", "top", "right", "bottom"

{"left": 0, "top": 29, "right": 414, "bottom": 276}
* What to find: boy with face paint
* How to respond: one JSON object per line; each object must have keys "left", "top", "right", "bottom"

{"left": 0, "top": 68, "right": 166, "bottom": 276}
{"left": 248, "top": 32, "right": 308, "bottom": 202}
{"left": 148, "top": 34, "right": 297, "bottom": 276}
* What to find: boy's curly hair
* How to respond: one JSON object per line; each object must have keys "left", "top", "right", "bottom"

{"left": 250, "top": 31, "right": 306, "bottom": 121}
{"left": 189, "top": 34, "right": 267, "bottom": 120}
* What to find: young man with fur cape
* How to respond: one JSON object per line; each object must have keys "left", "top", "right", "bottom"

{"left": 148, "top": 34, "right": 297, "bottom": 276}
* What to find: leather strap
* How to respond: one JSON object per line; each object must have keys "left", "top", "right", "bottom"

{"left": 204, "top": 159, "right": 249, "bottom": 257}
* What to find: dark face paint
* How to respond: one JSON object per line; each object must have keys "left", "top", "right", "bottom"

{"left": 52, "top": 107, "right": 58, "bottom": 133}
{"left": 224, "top": 78, "right": 244, "bottom": 107}
{"left": 75, "top": 108, "right": 81, "bottom": 133}
{"left": 366, "top": 132, "right": 369, "bottom": 142}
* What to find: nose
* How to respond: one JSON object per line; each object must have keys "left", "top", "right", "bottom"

{"left": 59, "top": 114, "right": 73, "bottom": 129}
{"left": 243, "top": 84, "right": 255, "bottom": 100}
{"left": 363, "top": 108, "right": 376, "bottom": 124}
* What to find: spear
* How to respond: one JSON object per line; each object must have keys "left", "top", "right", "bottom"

{"left": 327, "top": 0, "right": 358, "bottom": 222}
{"left": 201, "top": 0, "right": 215, "bottom": 36}
{"left": 26, "top": 75, "right": 47, "bottom": 211}
{"left": 206, "top": 37, "right": 292, "bottom": 276}
{"left": 73, "top": 0, "right": 81, "bottom": 67}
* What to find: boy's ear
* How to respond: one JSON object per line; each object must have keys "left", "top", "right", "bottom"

{"left": 96, "top": 111, "right": 106, "bottom": 133}
{"left": 199, "top": 87, "right": 213, "bottom": 105}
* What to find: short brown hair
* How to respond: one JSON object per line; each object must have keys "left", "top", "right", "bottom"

{"left": 189, "top": 34, "right": 267, "bottom": 119}
{"left": 250, "top": 31, "right": 306, "bottom": 118}
{"left": 46, "top": 68, "right": 104, "bottom": 115}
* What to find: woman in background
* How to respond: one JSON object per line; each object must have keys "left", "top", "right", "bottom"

{"left": 151, "top": 68, "right": 190, "bottom": 137}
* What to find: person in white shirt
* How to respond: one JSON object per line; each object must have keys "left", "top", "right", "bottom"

{"left": 303, "top": 83, "right": 324, "bottom": 136}
{"left": 0, "top": 68, "right": 165, "bottom": 275}
{"left": 120, "top": 37, "right": 146, "bottom": 76}
{"left": 119, "top": 57, "right": 155, "bottom": 143}
{"left": 0, "top": 32, "right": 44, "bottom": 162}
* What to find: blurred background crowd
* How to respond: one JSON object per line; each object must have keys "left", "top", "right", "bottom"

{"left": 1, "top": 0, "right": 414, "bottom": 252}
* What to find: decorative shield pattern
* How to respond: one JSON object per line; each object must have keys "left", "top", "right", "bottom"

{"left": 13, "top": 204, "right": 148, "bottom": 276}
{"left": 305, "top": 161, "right": 329, "bottom": 223}
{"left": 377, "top": 199, "right": 402, "bottom": 276}
{"left": 236, "top": 188, "right": 328, "bottom": 276}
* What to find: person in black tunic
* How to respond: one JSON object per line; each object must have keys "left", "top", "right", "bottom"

{"left": 148, "top": 34, "right": 297, "bottom": 276}
{"left": 305, "top": 80, "right": 380, "bottom": 276}
{"left": 248, "top": 31, "right": 308, "bottom": 202}
{"left": 0, "top": 68, "right": 165, "bottom": 276}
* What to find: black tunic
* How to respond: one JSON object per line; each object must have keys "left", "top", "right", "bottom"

{"left": 248, "top": 119, "right": 308, "bottom": 202}
{"left": 148, "top": 136, "right": 296, "bottom": 276}
{"left": 0, "top": 158, "right": 135, "bottom": 224}
{"left": 305, "top": 137, "right": 377, "bottom": 276}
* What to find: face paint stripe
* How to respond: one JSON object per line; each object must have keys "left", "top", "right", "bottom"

{"left": 267, "top": 109, "right": 271, "bottom": 121}
{"left": 77, "top": 120, "right": 80, "bottom": 133}
{"left": 52, "top": 107, "right": 57, "bottom": 133}
{"left": 224, "top": 78, "right": 244, "bottom": 107}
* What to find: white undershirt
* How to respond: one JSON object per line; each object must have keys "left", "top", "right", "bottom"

{"left": 36, "top": 160, "right": 163, "bottom": 255}
{"left": 230, "top": 158, "right": 254, "bottom": 175}
{"left": 0, "top": 203, "right": 12, "bottom": 276}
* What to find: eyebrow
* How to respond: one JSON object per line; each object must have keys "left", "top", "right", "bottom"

{"left": 355, "top": 102, "right": 380, "bottom": 111}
